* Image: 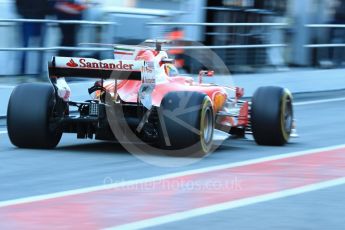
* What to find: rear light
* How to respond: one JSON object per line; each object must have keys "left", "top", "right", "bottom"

{"left": 89, "top": 103, "right": 99, "bottom": 116}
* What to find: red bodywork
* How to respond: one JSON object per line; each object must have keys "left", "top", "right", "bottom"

{"left": 104, "top": 77, "right": 228, "bottom": 111}
{"left": 51, "top": 47, "right": 250, "bottom": 129}
{"left": 103, "top": 49, "right": 232, "bottom": 113}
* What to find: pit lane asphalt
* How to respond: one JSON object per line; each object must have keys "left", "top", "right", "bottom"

{"left": 1, "top": 91, "right": 344, "bottom": 199}
{"left": 0, "top": 92, "right": 345, "bottom": 229}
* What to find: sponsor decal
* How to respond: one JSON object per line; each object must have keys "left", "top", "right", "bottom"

{"left": 66, "top": 59, "right": 78, "bottom": 68}
{"left": 143, "top": 61, "right": 154, "bottom": 73}
{"left": 142, "top": 61, "right": 155, "bottom": 84}
{"left": 66, "top": 58, "right": 135, "bottom": 71}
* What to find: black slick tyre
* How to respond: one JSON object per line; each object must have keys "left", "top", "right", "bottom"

{"left": 7, "top": 83, "right": 62, "bottom": 149}
{"left": 159, "top": 91, "right": 215, "bottom": 156}
{"left": 251, "top": 86, "right": 293, "bottom": 146}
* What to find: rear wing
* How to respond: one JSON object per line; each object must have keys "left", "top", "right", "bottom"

{"left": 48, "top": 56, "right": 144, "bottom": 80}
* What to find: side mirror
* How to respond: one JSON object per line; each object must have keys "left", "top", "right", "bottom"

{"left": 236, "top": 87, "right": 244, "bottom": 99}
{"left": 207, "top": 71, "right": 214, "bottom": 77}
{"left": 199, "top": 70, "right": 214, "bottom": 84}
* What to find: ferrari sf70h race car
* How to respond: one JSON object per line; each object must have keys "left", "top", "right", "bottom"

{"left": 7, "top": 40, "right": 295, "bottom": 155}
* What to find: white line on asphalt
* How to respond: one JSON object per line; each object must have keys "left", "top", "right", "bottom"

{"left": 108, "top": 177, "right": 345, "bottom": 230}
{"left": 0, "top": 144, "right": 345, "bottom": 208}
{"left": 294, "top": 97, "right": 345, "bottom": 106}
{"left": 0, "top": 85, "right": 15, "bottom": 89}
{"left": 0, "top": 131, "right": 7, "bottom": 135}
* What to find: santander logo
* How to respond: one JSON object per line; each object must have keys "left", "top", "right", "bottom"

{"left": 66, "top": 59, "right": 78, "bottom": 68}
{"left": 65, "top": 58, "right": 135, "bottom": 71}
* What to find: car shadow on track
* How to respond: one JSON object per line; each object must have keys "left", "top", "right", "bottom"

{"left": 55, "top": 142, "right": 131, "bottom": 155}
{"left": 51, "top": 133, "right": 302, "bottom": 159}
{"left": 54, "top": 139, "right": 251, "bottom": 159}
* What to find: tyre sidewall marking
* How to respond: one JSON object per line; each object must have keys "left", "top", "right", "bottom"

{"left": 280, "top": 89, "right": 293, "bottom": 142}
{"left": 200, "top": 96, "right": 214, "bottom": 154}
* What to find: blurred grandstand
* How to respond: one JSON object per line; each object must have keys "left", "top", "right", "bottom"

{"left": 0, "top": 0, "right": 344, "bottom": 77}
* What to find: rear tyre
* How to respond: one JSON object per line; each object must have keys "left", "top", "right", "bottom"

{"left": 7, "top": 83, "right": 62, "bottom": 149}
{"left": 251, "top": 86, "right": 293, "bottom": 146}
{"left": 159, "top": 91, "right": 214, "bottom": 156}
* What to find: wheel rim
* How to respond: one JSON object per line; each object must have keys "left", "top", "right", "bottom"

{"left": 202, "top": 107, "right": 213, "bottom": 144}
{"left": 283, "top": 97, "right": 293, "bottom": 134}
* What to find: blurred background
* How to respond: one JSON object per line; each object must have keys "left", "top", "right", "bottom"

{"left": 0, "top": 0, "right": 344, "bottom": 78}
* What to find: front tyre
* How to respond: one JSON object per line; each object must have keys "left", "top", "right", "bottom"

{"left": 251, "top": 86, "right": 293, "bottom": 146}
{"left": 7, "top": 83, "right": 63, "bottom": 149}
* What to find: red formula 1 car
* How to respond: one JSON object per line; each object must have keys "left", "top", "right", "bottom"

{"left": 7, "top": 40, "right": 294, "bottom": 155}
